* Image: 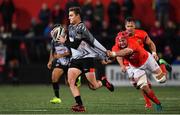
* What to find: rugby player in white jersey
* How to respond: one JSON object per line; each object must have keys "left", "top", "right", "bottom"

{"left": 67, "top": 7, "right": 114, "bottom": 112}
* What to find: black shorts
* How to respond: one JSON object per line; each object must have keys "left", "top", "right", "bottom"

{"left": 69, "top": 58, "right": 95, "bottom": 72}
{"left": 52, "top": 59, "right": 68, "bottom": 72}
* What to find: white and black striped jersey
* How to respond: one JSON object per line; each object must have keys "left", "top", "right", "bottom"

{"left": 68, "top": 22, "right": 108, "bottom": 60}
{"left": 51, "top": 40, "right": 70, "bottom": 66}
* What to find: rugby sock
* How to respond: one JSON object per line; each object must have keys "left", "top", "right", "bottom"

{"left": 158, "top": 58, "right": 172, "bottom": 72}
{"left": 52, "top": 82, "right": 59, "bottom": 98}
{"left": 75, "top": 96, "right": 83, "bottom": 105}
{"left": 160, "top": 64, "right": 167, "bottom": 75}
{"left": 101, "top": 80, "right": 106, "bottom": 86}
{"left": 101, "top": 76, "right": 107, "bottom": 86}
{"left": 142, "top": 91, "right": 151, "bottom": 105}
{"left": 158, "top": 59, "right": 168, "bottom": 74}
{"left": 146, "top": 90, "right": 161, "bottom": 105}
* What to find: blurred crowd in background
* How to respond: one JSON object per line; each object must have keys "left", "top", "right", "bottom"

{"left": 0, "top": 0, "right": 180, "bottom": 83}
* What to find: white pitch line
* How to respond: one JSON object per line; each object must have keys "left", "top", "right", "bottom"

{"left": 19, "top": 109, "right": 47, "bottom": 112}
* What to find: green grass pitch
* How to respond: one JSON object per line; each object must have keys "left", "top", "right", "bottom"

{"left": 0, "top": 85, "right": 180, "bottom": 114}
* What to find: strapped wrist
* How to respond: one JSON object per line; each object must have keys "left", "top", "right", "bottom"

{"left": 112, "top": 51, "right": 117, "bottom": 57}
{"left": 152, "top": 52, "right": 157, "bottom": 55}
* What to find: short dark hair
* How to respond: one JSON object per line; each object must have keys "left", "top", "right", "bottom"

{"left": 125, "top": 17, "right": 135, "bottom": 24}
{"left": 52, "top": 24, "right": 62, "bottom": 29}
{"left": 69, "top": 7, "right": 81, "bottom": 16}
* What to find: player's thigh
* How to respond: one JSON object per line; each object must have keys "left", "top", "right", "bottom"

{"left": 69, "top": 58, "right": 95, "bottom": 72}
{"left": 146, "top": 53, "right": 160, "bottom": 72}
{"left": 137, "top": 74, "right": 148, "bottom": 89}
{"left": 129, "top": 74, "right": 148, "bottom": 89}
{"left": 68, "top": 67, "right": 82, "bottom": 84}
{"left": 145, "top": 54, "right": 164, "bottom": 80}
{"left": 127, "top": 66, "right": 145, "bottom": 78}
{"left": 52, "top": 68, "right": 64, "bottom": 80}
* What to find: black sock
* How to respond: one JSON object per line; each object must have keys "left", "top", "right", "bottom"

{"left": 75, "top": 96, "right": 83, "bottom": 105}
{"left": 52, "top": 82, "right": 59, "bottom": 98}
{"left": 101, "top": 79, "right": 106, "bottom": 86}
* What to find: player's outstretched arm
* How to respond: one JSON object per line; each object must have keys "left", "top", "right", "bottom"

{"left": 107, "top": 48, "right": 133, "bottom": 57}
{"left": 145, "top": 36, "right": 159, "bottom": 61}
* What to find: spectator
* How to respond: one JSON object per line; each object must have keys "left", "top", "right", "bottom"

{"left": 122, "top": 0, "right": 134, "bottom": 18}
{"left": 7, "top": 58, "right": 19, "bottom": 85}
{"left": 149, "top": 20, "right": 164, "bottom": 52}
{"left": 81, "top": 0, "right": 94, "bottom": 23}
{"left": 0, "top": 40, "right": 6, "bottom": 83}
{"left": 0, "top": 0, "right": 15, "bottom": 33}
{"left": 172, "top": 56, "right": 180, "bottom": 65}
{"left": 135, "top": 20, "right": 142, "bottom": 29}
{"left": 100, "top": 21, "right": 117, "bottom": 49}
{"left": 108, "top": 0, "right": 121, "bottom": 26}
{"left": 164, "top": 21, "right": 176, "bottom": 45}
{"left": 19, "top": 41, "right": 29, "bottom": 64}
{"left": 38, "top": 3, "right": 51, "bottom": 28}
{"left": 51, "top": 3, "right": 65, "bottom": 25}
{"left": 92, "top": 0, "right": 104, "bottom": 36}
{"left": 94, "top": 0, "right": 104, "bottom": 22}
{"left": 162, "top": 45, "right": 175, "bottom": 64}
{"left": 174, "top": 26, "right": 180, "bottom": 55}
{"left": 11, "top": 23, "right": 23, "bottom": 37}
{"left": 154, "top": 0, "right": 170, "bottom": 28}
{"left": 43, "top": 22, "right": 53, "bottom": 37}
{"left": 25, "top": 18, "right": 36, "bottom": 38}
{"left": 0, "top": 26, "right": 5, "bottom": 38}
{"left": 65, "top": 0, "right": 80, "bottom": 15}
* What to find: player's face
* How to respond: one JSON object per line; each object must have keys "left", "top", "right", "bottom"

{"left": 119, "top": 38, "right": 128, "bottom": 48}
{"left": 125, "top": 21, "right": 136, "bottom": 35}
{"left": 69, "top": 11, "right": 79, "bottom": 25}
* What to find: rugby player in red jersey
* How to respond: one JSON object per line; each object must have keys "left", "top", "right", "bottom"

{"left": 112, "top": 17, "right": 171, "bottom": 109}
{"left": 108, "top": 31, "right": 166, "bottom": 111}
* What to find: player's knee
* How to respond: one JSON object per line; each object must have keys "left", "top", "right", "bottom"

{"left": 130, "top": 80, "right": 138, "bottom": 89}
{"left": 136, "top": 74, "right": 148, "bottom": 89}
{"left": 89, "top": 82, "right": 100, "bottom": 90}
{"left": 52, "top": 78, "right": 58, "bottom": 83}
{"left": 51, "top": 75, "right": 59, "bottom": 82}
{"left": 138, "top": 83, "right": 148, "bottom": 90}
{"left": 68, "top": 78, "right": 76, "bottom": 87}
{"left": 88, "top": 83, "right": 96, "bottom": 90}
{"left": 140, "top": 84, "right": 150, "bottom": 92}
{"left": 157, "top": 75, "right": 166, "bottom": 83}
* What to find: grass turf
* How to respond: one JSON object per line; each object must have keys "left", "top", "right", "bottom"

{"left": 0, "top": 85, "right": 180, "bottom": 114}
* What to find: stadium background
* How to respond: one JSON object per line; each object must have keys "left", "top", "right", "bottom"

{"left": 0, "top": 0, "right": 179, "bottom": 84}
{"left": 0, "top": 0, "right": 180, "bottom": 30}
